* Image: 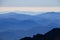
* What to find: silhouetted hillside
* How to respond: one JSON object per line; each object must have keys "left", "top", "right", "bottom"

{"left": 20, "top": 28, "right": 60, "bottom": 40}
{"left": 21, "top": 37, "right": 33, "bottom": 40}
{"left": 44, "top": 28, "right": 60, "bottom": 40}
{"left": 33, "top": 34, "right": 44, "bottom": 40}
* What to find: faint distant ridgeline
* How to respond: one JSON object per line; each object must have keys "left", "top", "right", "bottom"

{"left": 20, "top": 28, "right": 60, "bottom": 40}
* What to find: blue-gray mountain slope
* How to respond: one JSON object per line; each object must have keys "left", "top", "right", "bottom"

{"left": 0, "top": 12, "right": 60, "bottom": 40}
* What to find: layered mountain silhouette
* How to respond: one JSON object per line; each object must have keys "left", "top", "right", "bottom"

{"left": 0, "top": 12, "right": 60, "bottom": 40}
{"left": 20, "top": 28, "right": 60, "bottom": 40}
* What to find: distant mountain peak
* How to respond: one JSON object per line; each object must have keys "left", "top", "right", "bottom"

{"left": 7, "top": 12, "right": 18, "bottom": 15}
{"left": 46, "top": 12, "right": 60, "bottom": 14}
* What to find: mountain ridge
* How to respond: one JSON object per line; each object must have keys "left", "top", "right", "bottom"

{"left": 0, "top": 12, "right": 60, "bottom": 40}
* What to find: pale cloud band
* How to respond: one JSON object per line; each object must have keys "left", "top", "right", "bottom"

{"left": 0, "top": 7, "right": 60, "bottom": 12}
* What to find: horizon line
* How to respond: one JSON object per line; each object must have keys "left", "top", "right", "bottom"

{"left": 0, "top": 7, "right": 60, "bottom": 12}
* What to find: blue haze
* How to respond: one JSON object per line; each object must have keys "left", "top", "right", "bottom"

{"left": 0, "top": 12, "right": 60, "bottom": 40}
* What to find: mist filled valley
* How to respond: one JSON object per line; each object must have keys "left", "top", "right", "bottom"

{"left": 0, "top": 12, "right": 60, "bottom": 40}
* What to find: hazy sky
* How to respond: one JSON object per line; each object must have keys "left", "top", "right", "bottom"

{"left": 0, "top": 0, "right": 60, "bottom": 13}
{"left": 0, "top": 7, "right": 60, "bottom": 12}
{"left": 0, "top": 0, "right": 60, "bottom": 7}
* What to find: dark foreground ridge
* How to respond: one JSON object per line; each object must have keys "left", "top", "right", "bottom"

{"left": 20, "top": 28, "right": 60, "bottom": 40}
